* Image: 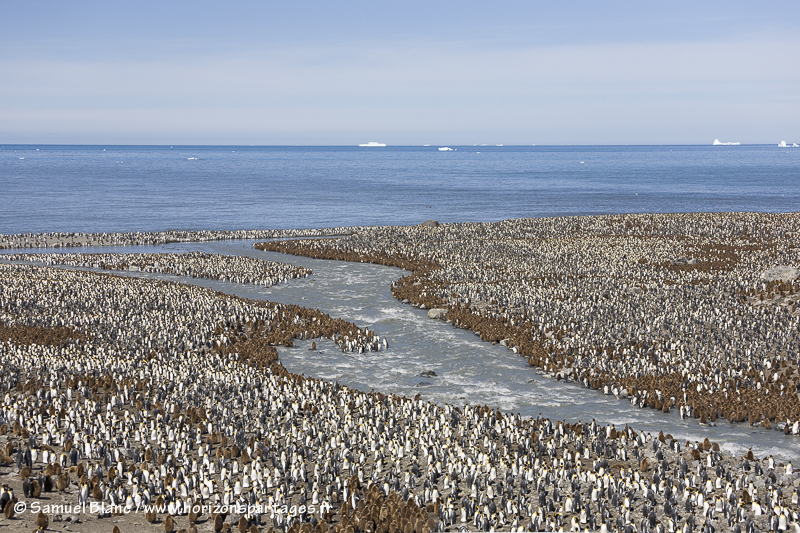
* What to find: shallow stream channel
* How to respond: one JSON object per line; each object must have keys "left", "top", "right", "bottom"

{"left": 2, "top": 240, "right": 796, "bottom": 460}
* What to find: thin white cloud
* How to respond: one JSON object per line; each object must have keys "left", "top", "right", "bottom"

{"left": 1, "top": 37, "right": 798, "bottom": 144}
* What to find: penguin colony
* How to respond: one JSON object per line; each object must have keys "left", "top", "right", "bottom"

{"left": 0, "top": 227, "right": 365, "bottom": 250}
{"left": 4, "top": 252, "right": 311, "bottom": 287}
{"left": 255, "top": 213, "right": 800, "bottom": 435}
{"left": 1, "top": 263, "right": 799, "bottom": 533}
{"left": 0, "top": 262, "right": 393, "bottom": 530}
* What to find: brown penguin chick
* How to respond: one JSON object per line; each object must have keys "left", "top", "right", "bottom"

{"left": 145, "top": 511, "right": 157, "bottom": 523}
{"left": 223, "top": 524, "right": 232, "bottom": 533}
{"left": 177, "top": 529, "right": 187, "bottom": 533}
{"left": 36, "top": 511, "right": 49, "bottom": 529}
{"left": 238, "top": 517, "right": 250, "bottom": 533}
{"left": 188, "top": 525, "right": 198, "bottom": 533}
{"left": 746, "top": 448, "right": 755, "bottom": 461}
{"left": 4, "top": 499, "right": 15, "bottom": 519}
{"left": 164, "top": 514, "right": 175, "bottom": 533}
{"left": 250, "top": 526, "right": 260, "bottom": 533}
{"left": 20, "top": 466, "right": 32, "bottom": 479}
{"left": 113, "top": 525, "right": 121, "bottom": 533}
{"left": 639, "top": 457, "right": 648, "bottom": 472}
{"left": 214, "top": 514, "right": 225, "bottom": 532}
{"left": 31, "top": 480, "right": 41, "bottom": 498}
{"left": 56, "top": 473, "right": 69, "bottom": 491}
{"left": 92, "top": 483, "right": 103, "bottom": 500}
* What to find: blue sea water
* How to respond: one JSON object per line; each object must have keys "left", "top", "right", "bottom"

{"left": 1, "top": 144, "right": 798, "bottom": 234}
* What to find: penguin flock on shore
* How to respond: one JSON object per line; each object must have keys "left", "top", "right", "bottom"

{"left": 255, "top": 213, "right": 800, "bottom": 435}
{"left": 4, "top": 252, "right": 311, "bottom": 287}
{"left": 0, "top": 226, "right": 364, "bottom": 250}
{"left": 1, "top": 260, "right": 799, "bottom": 533}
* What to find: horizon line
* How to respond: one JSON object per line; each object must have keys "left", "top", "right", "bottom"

{"left": 0, "top": 142, "right": 790, "bottom": 148}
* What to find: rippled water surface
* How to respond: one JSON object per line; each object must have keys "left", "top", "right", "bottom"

{"left": 1, "top": 144, "right": 799, "bottom": 234}
{"left": 4, "top": 240, "right": 798, "bottom": 461}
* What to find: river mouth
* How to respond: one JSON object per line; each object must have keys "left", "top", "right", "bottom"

{"left": 2, "top": 239, "right": 798, "bottom": 460}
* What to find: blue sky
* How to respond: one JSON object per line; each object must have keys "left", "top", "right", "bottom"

{"left": 1, "top": 1, "right": 798, "bottom": 145}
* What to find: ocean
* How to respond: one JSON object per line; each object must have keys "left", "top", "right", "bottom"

{"left": 1, "top": 144, "right": 798, "bottom": 234}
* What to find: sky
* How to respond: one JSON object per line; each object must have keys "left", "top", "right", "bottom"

{"left": 1, "top": 1, "right": 798, "bottom": 145}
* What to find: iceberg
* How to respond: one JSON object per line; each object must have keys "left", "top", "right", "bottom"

{"left": 358, "top": 142, "right": 386, "bottom": 147}
{"left": 713, "top": 139, "right": 740, "bottom": 146}
{"left": 779, "top": 141, "right": 788, "bottom": 148}
{"left": 438, "top": 147, "right": 454, "bottom": 151}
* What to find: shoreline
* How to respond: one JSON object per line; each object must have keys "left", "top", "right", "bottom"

{"left": 4, "top": 212, "right": 800, "bottom": 437}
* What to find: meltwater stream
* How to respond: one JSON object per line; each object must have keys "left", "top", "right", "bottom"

{"left": 2, "top": 240, "right": 797, "bottom": 461}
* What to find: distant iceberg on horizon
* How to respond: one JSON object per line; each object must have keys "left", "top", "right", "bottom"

{"left": 358, "top": 141, "right": 386, "bottom": 147}
{"left": 778, "top": 141, "right": 798, "bottom": 148}
{"left": 713, "top": 139, "right": 740, "bottom": 146}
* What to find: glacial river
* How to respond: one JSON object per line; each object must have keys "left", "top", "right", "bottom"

{"left": 2, "top": 240, "right": 796, "bottom": 461}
